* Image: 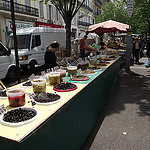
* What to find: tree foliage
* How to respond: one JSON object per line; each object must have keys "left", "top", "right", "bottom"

{"left": 132, "top": 0, "right": 150, "bottom": 36}
{"left": 96, "top": 0, "right": 150, "bottom": 36}
{"left": 96, "top": 0, "right": 128, "bottom": 24}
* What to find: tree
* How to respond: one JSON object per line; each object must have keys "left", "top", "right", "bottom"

{"left": 40, "top": 0, "right": 86, "bottom": 57}
{"left": 96, "top": 0, "right": 129, "bottom": 25}
{"left": 131, "top": 0, "right": 150, "bottom": 36}
{"left": 97, "top": 0, "right": 150, "bottom": 36}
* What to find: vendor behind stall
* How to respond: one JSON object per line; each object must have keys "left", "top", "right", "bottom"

{"left": 80, "top": 35, "right": 88, "bottom": 59}
{"left": 44, "top": 41, "right": 59, "bottom": 71}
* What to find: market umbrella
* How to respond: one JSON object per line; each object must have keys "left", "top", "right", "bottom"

{"left": 87, "top": 20, "right": 129, "bottom": 34}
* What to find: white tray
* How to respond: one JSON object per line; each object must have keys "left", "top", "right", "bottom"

{"left": 0, "top": 107, "right": 39, "bottom": 127}
{"left": 32, "top": 93, "right": 62, "bottom": 106}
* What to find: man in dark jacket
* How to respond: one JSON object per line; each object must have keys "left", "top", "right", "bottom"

{"left": 132, "top": 37, "right": 141, "bottom": 64}
{"left": 44, "top": 41, "right": 59, "bottom": 71}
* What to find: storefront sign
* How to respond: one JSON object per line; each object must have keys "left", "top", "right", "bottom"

{"left": 36, "top": 22, "right": 64, "bottom": 28}
{"left": 6, "top": 19, "right": 34, "bottom": 32}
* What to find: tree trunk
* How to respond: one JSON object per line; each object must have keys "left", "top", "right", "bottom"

{"left": 65, "top": 23, "right": 72, "bottom": 57}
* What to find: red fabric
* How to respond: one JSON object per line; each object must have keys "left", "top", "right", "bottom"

{"left": 80, "top": 38, "right": 86, "bottom": 51}
{"left": 87, "top": 20, "right": 129, "bottom": 34}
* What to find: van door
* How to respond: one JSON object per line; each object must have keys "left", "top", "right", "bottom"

{"left": 30, "top": 34, "right": 45, "bottom": 65}
{"left": 0, "top": 42, "right": 11, "bottom": 79}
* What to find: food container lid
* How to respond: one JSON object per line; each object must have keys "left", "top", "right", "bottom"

{"left": 67, "top": 66, "right": 77, "bottom": 70}
{"left": 31, "top": 78, "right": 46, "bottom": 85}
{"left": 48, "top": 72, "right": 60, "bottom": 77}
{"left": 7, "top": 88, "right": 25, "bottom": 97}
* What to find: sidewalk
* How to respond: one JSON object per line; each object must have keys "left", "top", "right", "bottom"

{"left": 82, "top": 57, "right": 150, "bottom": 150}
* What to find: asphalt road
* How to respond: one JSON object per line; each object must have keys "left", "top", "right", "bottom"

{"left": 2, "top": 65, "right": 45, "bottom": 88}
{"left": 82, "top": 57, "right": 150, "bottom": 150}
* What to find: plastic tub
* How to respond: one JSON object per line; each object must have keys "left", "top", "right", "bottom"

{"left": 48, "top": 72, "right": 60, "bottom": 85}
{"left": 7, "top": 88, "right": 25, "bottom": 107}
{"left": 67, "top": 66, "right": 77, "bottom": 76}
{"left": 31, "top": 78, "right": 46, "bottom": 93}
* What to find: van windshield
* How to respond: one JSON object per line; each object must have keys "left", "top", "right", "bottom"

{"left": 8, "top": 35, "right": 31, "bottom": 49}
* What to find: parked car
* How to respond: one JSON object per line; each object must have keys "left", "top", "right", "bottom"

{"left": 0, "top": 41, "right": 17, "bottom": 82}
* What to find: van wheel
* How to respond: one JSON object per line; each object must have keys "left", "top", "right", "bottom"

{"left": 6, "top": 67, "right": 17, "bottom": 82}
{"left": 30, "top": 61, "right": 36, "bottom": 73}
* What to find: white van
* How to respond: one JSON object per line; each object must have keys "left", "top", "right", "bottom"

{"left": 0, "top": 42, "right": 17, "bottom": 82}
{"left": 8, "top": 27, "right": 66, "bottom": 70}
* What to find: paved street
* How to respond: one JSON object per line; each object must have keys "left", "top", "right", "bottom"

{"left": 82, "top": 57, "right": 150, "bottom": 150}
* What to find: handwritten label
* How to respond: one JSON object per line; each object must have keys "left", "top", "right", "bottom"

{"left": 0, "top": 104, "right": 7, "bottom": 115}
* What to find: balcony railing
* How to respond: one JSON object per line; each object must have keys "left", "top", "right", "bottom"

{"left": 0, "top": 0, "right": 39, "bottom": 17}
{"left": 78, "top": 21, "right": 92, "bottom": 27}
{"left": 82, "top": 4, "right": 93, "bottom": 13}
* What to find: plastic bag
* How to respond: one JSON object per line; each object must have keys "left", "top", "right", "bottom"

{"left": 145, "top": 58, "right": 150, "bottom": 68}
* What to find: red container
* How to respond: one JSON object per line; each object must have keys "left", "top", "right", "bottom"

{"left": 7, "top": 88, "right": 25, "bottom": 107}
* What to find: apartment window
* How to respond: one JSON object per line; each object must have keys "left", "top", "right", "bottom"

{"left": 56, "top": 8, "right": 58, "bottom": 21}
{"left": 88, "top": 16, "right": 90, "bottom": 24}
{"left": 25, "top": 0, "right": 30, "bottom": 6}
{"left": 74, "top": 16, "right": 76, "bottom": 25}
{"left": 47, "top": 5, "right": 52, "bottom": 21}
{"left": 39, "top": 1, "right": 44, "bottom": 18}
{"left": 16, "top": 0, "right": 21, "bottom": 4}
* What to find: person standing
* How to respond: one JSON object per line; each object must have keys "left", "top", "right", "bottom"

{"left": 132, "top": 37, "right": 141, "bottom": 64}
{"left": 80, "top": 35, "right": 87, "bottom": 59}
{"left": 44, "top": 41, "right": 59, "bottom": 71}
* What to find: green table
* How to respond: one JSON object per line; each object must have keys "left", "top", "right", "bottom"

{"left": 0, "top": 57, "right": 121, "bottom": 150}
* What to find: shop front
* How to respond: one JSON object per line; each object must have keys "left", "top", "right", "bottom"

{"left": 36, "top": 22, "right": 64, "bottom": 29}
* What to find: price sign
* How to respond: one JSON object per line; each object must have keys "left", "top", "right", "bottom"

{"left": 127, "top": 0, "right": 134, "bottom": 18}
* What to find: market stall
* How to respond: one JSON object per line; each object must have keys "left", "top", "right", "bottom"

{"left": 0, "top": 56, "right": 121, "bottom": 150}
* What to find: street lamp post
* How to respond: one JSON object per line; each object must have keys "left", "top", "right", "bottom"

{"left": 10, "top": 0, "right": 21, "bottom": 83}
{"left": 125, "top": 0, "right": 134, "bottom": 73}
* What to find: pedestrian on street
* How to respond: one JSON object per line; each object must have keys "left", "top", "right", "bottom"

{"left": 44, "top": 41, "right": 59, "bottom": 71}
{"left": 80, "top": 35, "right": 87, "bottom": 59}
{"left": 132, "top": 36, "right": 141, "bottom": 64}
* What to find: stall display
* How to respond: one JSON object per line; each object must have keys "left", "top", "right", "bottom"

{"left": 81, "top": 69, "right": 97, "bottom": 76}
{"left": 88, "top": 65, "right": 102, "bottom": 71}
{"left": 0, "top": 107, "right": 39, "bottom": 127}
{"left": 70, "top": 75, "right": 90, "bottom": 81}
{"left": 32, "top": 93, "right": 62, "bottom": 105}
{"left": 0, "top": 56, "right": 121, "bottom": 150}
{"left": 53, "top": 82, "right": 77, "bottom": 92}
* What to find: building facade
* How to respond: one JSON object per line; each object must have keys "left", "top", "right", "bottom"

{"left": 0, "top": 0, "right": 109, "bottom": 45}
